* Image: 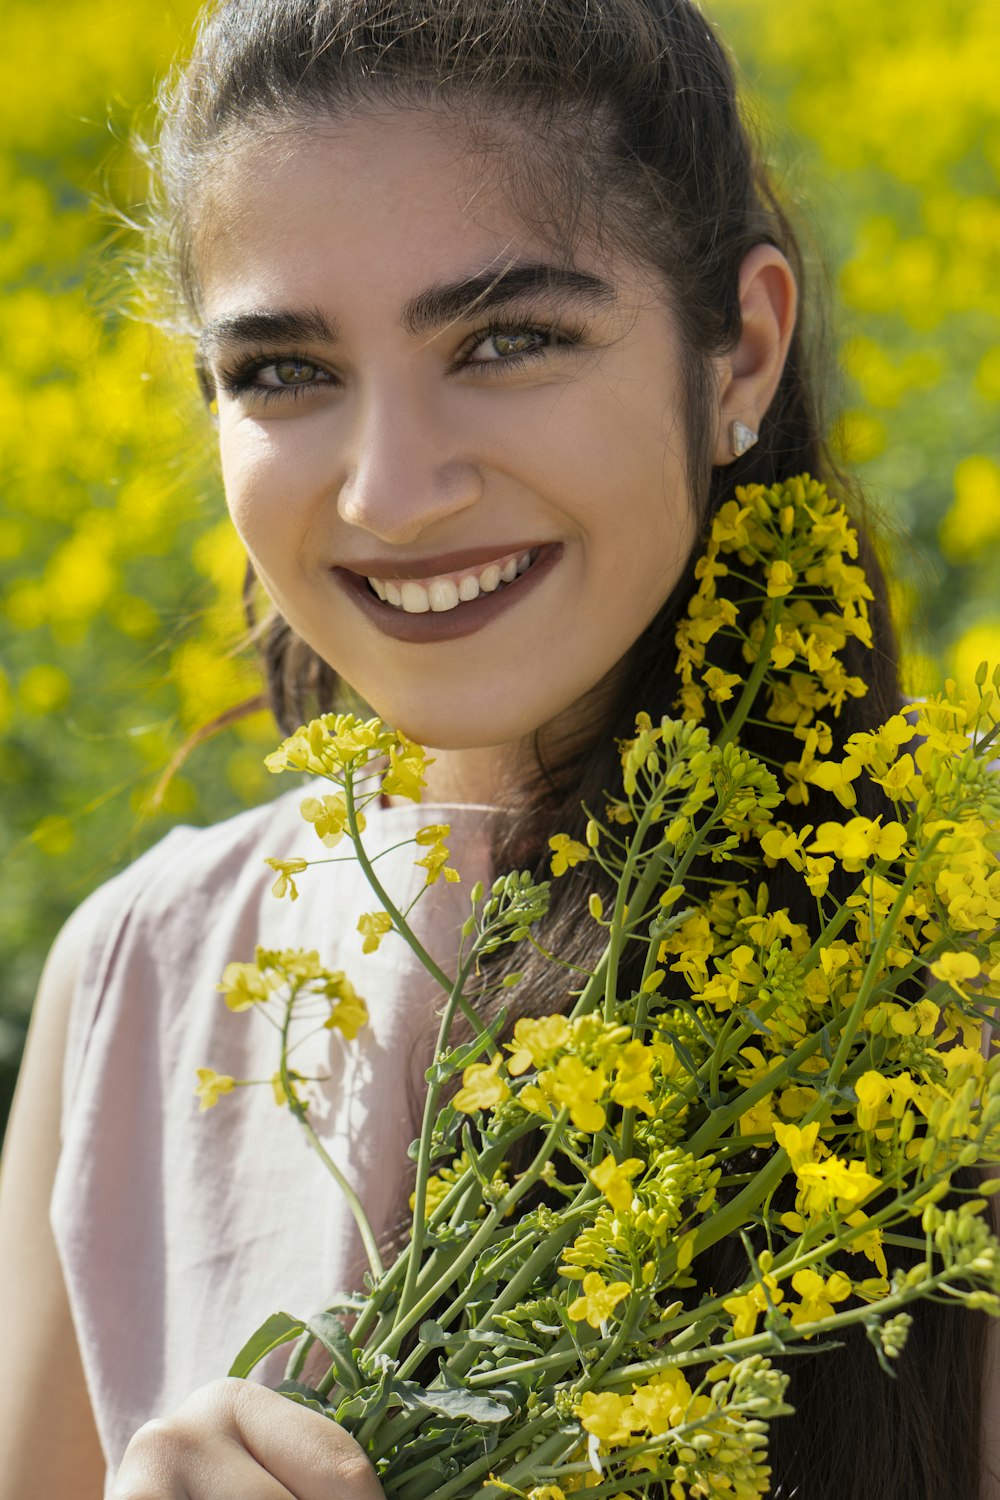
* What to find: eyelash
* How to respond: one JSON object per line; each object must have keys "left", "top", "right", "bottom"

{"left": 213, "top": 318, "right": 588, "bottom": 404}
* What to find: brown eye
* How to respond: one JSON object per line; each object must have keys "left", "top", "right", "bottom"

{"left": 490, "top": 331, "right": 542, "bottom": 357}
{"left": 472, "top": 329, "right": 548, "bottom": 362}
{"left": 263, "top": 358, "right": 321, "bottom": 386}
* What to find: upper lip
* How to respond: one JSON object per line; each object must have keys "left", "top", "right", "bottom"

{"left": 336, "top": 542, "right": 549, "bottom": 580}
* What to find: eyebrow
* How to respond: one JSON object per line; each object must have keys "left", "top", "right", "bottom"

{"left": 197, "top": 262, "right": 616, "bottom": 358}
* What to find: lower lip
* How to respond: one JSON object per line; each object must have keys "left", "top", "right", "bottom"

{"left": 331, "top": 544, "right": 562, "bottom": 644}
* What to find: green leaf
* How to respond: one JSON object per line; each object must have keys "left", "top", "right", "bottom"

{"left": 307, "top": 1311, "right": 362, "bottom": 1393}
{"left": 396, "top": 1381, "right": 517, "bottom": 1424}
{"left": 228, "top": 1312, "right": 306, "bottom": 1379}
{"left": 335, "top": 1362, "right": 398, "bottom": 1428}
{"left": 426, "top": 1011, "right": 509, "bottom": 1084}
{"left": 275, "top": 1380, "right": 333, "bottom": 1416}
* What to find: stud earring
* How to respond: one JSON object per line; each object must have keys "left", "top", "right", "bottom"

{"left": 730, "top": 420, "right": 758, "bottom": 458}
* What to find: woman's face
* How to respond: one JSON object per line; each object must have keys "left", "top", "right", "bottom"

{"left": 197, "top": 109, "right": 701, "bottom": 753}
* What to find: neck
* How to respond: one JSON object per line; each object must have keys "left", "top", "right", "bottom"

{"left": 412, "top": 743, "right": 514, "bottom": 808}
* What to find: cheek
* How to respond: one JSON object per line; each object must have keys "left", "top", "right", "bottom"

{"left": 218, "top": 423, "right": 305, "bottom": 551}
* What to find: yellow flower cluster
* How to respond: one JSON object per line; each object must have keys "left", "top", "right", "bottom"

{"left": 211, "top": 468, "right": 998, "bottom": 1495}
{"left": 265, "top": 712, "right": 430, "bottom": 795}
{"left": 675, "top": 477, "right": 874, "bottom": 800}
{"left": 576, "top": 1360, "right": 776, "bottom": 1498}
{"left": 453, "top": 1012, "right": 686, "bottom": 1135}
{"left": 197, "top": 946, "right": 368, "bottom": 1110}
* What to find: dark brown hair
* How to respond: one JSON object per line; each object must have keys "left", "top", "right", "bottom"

{"left": 151, "top": 3, "right": 987, "bottom": 1493}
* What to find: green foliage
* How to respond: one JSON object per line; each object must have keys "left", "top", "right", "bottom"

{"left": 2, "top": 0, "right": 998, "bottom": 1138}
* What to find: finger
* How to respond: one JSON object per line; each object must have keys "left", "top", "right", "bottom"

{"left": 199, "top": 1379, "right": 384, "bottom": 1500}
{"left": 111, "top": 1417, "right": 294, "bottom": 1500}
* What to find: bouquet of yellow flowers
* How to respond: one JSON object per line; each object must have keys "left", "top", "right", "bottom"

{"left": 201, "top": 477, "right": 1000, "bottom": 1500}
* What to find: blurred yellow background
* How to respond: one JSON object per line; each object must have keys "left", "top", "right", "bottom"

{"left": 1, "top": 0, "right": 998, "bottom": 1131}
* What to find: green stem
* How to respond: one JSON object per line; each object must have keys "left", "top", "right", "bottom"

{"left": 344, "top": 776, "right": 490, "bottom": 1040}
{"left": 395, "top": 954, "right": 479, "bottom": 1328}
{"left": 715, "top": 597, "right": 783, "bottom": 750}
{"left": 826, "top": 831, "right": 944, "bottom": 1090}
{"left": 280, "top": 991, "right": 384, "bottom": 1282}
{"left": 369, "top": 1113, "right": 571, "bottom": 1365}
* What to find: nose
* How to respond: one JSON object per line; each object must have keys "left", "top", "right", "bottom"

{"left": 336, "top": 382, "right": 483, "bottom": 544}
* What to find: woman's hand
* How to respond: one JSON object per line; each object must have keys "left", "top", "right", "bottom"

{"left": 110, "top": 1379, "right": 386, "bottom": 1500}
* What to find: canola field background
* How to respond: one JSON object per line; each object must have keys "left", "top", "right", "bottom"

{"left": 1, "top": 0, "right": 999, "bottom": 1136}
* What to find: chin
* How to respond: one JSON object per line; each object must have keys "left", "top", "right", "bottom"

{"left": 388, "top": 711, "right": 517, "bottom": 752}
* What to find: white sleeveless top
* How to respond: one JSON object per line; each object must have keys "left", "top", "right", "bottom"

{"left": 50, "top": 786, "right": 494, "bottom": 1486}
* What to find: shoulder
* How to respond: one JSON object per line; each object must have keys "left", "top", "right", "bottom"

{"left": 54, "top": 787, "right": 308, "bottom": 1116}
{"left": 68, "top": 784, "right": 325, "bottom": 956}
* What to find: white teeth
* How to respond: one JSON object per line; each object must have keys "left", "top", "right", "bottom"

{"left": 400, "top": 580, "right": 431, "bottom": 613}
{"left": 428, "top": 578, "right": 459, "bottom": 612}
{"left": 368, "top": 547, "right": 539, "bottom": 613}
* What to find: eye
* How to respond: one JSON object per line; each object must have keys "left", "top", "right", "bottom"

{"left": 214, "top": 351, "right": 336, "bottom": 405}
{"left": 459, "top": 320, "right": 585, "bottom": 375}
{"left": 256, "top": 358, "right": 330, "bottom": 388}
{"left": 468, "top": 328, "right": 549, "bottom": 362}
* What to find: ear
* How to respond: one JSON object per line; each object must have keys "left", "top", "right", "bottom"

{"left": 712, "top": 244, "right": 798, "bottom": 466}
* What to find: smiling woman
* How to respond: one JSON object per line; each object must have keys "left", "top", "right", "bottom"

{"left": 194, "top": 109, "right": 779, "bottom": 761}
{"left": 0, "top": 2, "right": 994, "bottom": 1499}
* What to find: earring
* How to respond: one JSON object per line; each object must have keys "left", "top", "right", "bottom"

{"left": 730, "top": 420, "right": 758, "bottom": 458}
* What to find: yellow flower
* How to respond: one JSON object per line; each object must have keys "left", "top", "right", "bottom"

{"left": 626, "top": 1369, "right": 696, "bottom": 1434}
{"left": 806, "top": 755, "right": 863, "bottom": 808}
{"left": 194, "top": 1067, "right": 234, "bottom": 1111}
{"left": 547, "top": 1054, "right": 607, "bottom": 1132}
{"left": 855, "top": 1071, "right": 891, "bottom": 1131}
{"left": 773, "top": 1119, "right": 821, "bottom": 1168}
{"left": 609, "top": 1039, "right": 656, "bottom": 1113}
{"left": 710, "top": 499, "right": 753, "bottom": 548}
{"left": 453, "top": 1053, "right": 510, "bottom": 1113}
{"left": 414, "top": 823, "right": 460, "bottom": 885}
{"left": 723, "top": 1274, "right": 784, "bottom": 1339}
{"left": 576, "top": 1389, "right": 631, "bottom": 1447}
{"left": 869, "top": 752, "right": 921, "bottom": 803}
{"left": 788, "top": 1268, "right": 852, "bottom": 1330}
{"left": 738, "top": 1093, "right": 778, "bottom": 1136}
{"left": 766, "top": 558, "right": 796, "bottom": 597}
{"left": 590, "top": 1155, "right": 644, "bottom": 1213}
{"left": 548, "top": 833, "right": 590, "bottom": 876}
{"left": 216, "top": 959, "right": 272, "bottom": 1011}
{"left": 381, "top": 733, "right": 431, "bottom": 801}
{"left": 845, "top": 1209, "right": 888, "bottom": 1277}
{"left": 326, "top": 992, "right": 369, "bottom": 1040}
{"left": 300, "top": 792, "right": 364, "bottom": 847}
{"left": 760, "top": 822, "right": 814, "bottom": 870}
{"left": 263, "top": 856, "right": 308, "bottom": 900}
{"left": 795, "top": 1157, "right": 882, "bottom": 1217}
{"left": 568, "top": 1271, "right": 632, "bottom": 1329}
{"left": 930, "top": 951, "right": 981, "bottom": 993}
{"left": 703, "top": 665, "right": 742, "bottom": 703}
{"left": 803, "top": 855, "right": 835, "bottom": 897}
{"left": 357, "top": 910, "right": 393, "bottom": 953}
{"left": 505, "top": 1013, "right": 571, "bottom": 1074}
{"left": 266, "top": 713, "right": 394, "bottom": 778}
{"left": 809, "top": 815, "right": 908, "bottom": 871}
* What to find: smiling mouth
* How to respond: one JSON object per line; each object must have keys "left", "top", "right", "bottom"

{"left": 365, "top": 548, "right": 539, "bottom": 614}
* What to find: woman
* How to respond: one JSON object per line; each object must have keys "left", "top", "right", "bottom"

{"left": 0, "top": 1, "right": 992, "bottom": 1496}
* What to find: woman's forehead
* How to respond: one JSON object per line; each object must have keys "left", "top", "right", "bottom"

{"left": 192, "top": 104, "right": 630, "bottom": 309}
